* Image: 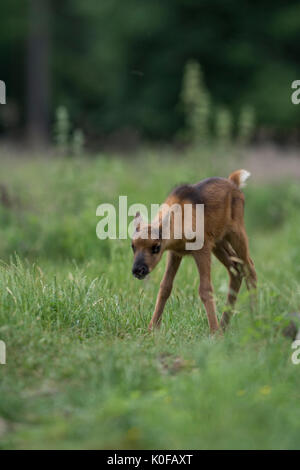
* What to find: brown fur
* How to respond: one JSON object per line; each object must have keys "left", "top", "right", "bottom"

{"left": 131, "top": 170, "right": 257, "bottom": 333}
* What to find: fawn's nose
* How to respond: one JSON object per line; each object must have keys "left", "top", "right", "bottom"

{"left": 132, "top": 264, "right": 149, "bottom": 279}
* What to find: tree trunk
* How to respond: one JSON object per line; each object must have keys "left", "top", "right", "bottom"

{"left": 26, "top": 0, "right": 50, "bottom": 147}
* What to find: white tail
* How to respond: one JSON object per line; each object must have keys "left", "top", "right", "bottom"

{"left": 229, "top": 169, "right": 251, "bottom": 189}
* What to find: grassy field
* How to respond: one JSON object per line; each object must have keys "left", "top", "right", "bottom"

{"left": 0, "top": 148, "right": 300, "bottom": 449}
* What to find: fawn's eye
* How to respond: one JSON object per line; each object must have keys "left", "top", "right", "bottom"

{"left": 151, "top": 244, "right": 160, "bottom": 254}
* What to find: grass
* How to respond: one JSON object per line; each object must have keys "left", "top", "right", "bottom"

{"left": 0, "top": 148, "right": 300, "bottom": 449}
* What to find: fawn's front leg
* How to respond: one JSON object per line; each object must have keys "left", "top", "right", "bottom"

{"left": 193, "top": 246, "right": 219, "bottom": 334}
{"left": 148, "top": 251, "right": 182, "bottom": 331}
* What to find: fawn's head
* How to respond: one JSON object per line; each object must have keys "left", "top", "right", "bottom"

{"left": 131, "top": 212, "right": 165, "bottom": 279}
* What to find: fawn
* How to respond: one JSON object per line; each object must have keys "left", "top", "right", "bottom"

{"left": 131, "top": 170, "right": 257, "bottom": 333}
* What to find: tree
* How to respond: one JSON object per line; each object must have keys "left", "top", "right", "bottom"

{"left": 26, "top": 0, "right": 51, "bottom": 146}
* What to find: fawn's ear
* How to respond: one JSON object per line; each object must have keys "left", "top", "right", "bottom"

{"left": 134, "top": 211, "right": 143, "bottom": 232}
{"left": 158, "top": 211, "right": 171, "bottom": 239}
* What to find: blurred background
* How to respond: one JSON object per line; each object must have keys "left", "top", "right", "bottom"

{"left": 0, "top": 0, "right": 300, "bottom": 262}
{"left": 1, "top": 0, "right": 300, "bottom": 149}
{"left": 1, "top": 1, "right": 300, "bottom": 450}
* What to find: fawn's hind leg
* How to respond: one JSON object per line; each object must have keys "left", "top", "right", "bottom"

{"left": 227, "top": 229, "right": 257, "bottom": 289}
{"left": 213, "top": 240, "right": 243, "bottom": 330}
{"left": 226, "top": 228, "right": 257, "bottom": 310}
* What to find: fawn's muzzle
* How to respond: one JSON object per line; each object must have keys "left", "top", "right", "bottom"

{"left": 132, "top": 264, "right": 149, "bottom": 279}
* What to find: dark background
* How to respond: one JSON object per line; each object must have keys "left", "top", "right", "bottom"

{"left": 1, "top": 0, "right": 300, "bottom": 146}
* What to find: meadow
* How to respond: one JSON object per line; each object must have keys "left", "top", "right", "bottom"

{"left": 0, "top": 148, "right": 300, "bottom": 449}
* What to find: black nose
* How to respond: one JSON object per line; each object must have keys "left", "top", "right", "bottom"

{"left": 132, "top": 264, "right": 149, "bottom": 279}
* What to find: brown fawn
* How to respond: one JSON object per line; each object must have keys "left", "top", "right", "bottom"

{"left": 131, "top": 170, "right": 257, "bottom": 333}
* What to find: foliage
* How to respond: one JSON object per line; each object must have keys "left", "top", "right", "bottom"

{"left": 181, "top": 61, "right": 211, "bottom": 144}
{"left": 215, "top": 106, "right": 233, "bottom": 146}
{"left": 72, "top": 129, "right": 85, "bottom": 157}
{"left": 54, "top": 106, "right": 85, "bottom": 156}
{"left": 180, "top": 61, "right": 254, "bottom": 147}
{"left": 0, "top": 1, "right": 300, "bottom": 138}
{"left": 0, "top": 150, "right": 300, "bottom": 449}
{"left": 54, "top": 106, "right": 70, "bottom": 156}
{"left": 237, "top": 105, "right": 256, "bottom": 146}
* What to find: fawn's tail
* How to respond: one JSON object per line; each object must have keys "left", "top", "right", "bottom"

{"left": 228, "top": 169, "right": 251, "bottom": 189}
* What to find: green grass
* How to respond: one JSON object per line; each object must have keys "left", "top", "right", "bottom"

{"left": 0, "top": 149, "right": 300, "bottom": 449}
